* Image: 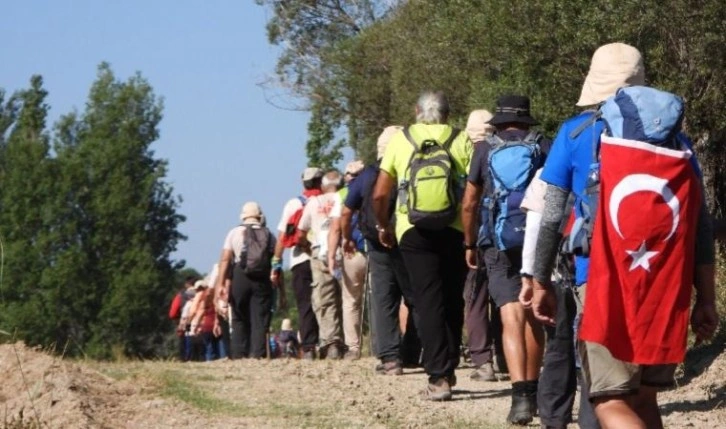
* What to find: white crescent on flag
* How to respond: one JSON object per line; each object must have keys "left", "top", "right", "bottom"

{"left": 609, "top": 173, "right": 680, "bottom": 241}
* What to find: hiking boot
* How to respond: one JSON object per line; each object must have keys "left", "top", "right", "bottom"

{"left": 344, "top": 349, "right": 361, "bottom": 361}
{"left": 506, "top": 394, "right": 534, "bottom": 425}
{"left": 302, "top": 350, "right": 316, "bottom": 361}
{"left": 470, "top": 362, "right": 496, "bottom": 382}
{"left": 422, "top": 378, "right": 452, "bottom": 402}
{"left": 375, "top": 361, "right": 403, "bottom": 376}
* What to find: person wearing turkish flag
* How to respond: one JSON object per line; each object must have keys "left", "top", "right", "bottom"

{"left": 530, "top": 43, "right": 718, "bottom": 429}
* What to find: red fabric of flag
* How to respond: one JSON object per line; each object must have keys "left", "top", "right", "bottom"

{"left": 579, "top": 136, "right": 701, "bottom": 364}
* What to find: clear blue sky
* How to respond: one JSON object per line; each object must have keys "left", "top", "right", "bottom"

{"left": 1, "top": 1, "right": 350, "bottom": 274}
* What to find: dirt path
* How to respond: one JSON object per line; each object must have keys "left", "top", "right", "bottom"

{"left": 2, "top": 342, "right": 725, "bottom": 428}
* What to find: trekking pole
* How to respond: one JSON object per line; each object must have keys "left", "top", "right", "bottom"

{"left": 362, "top": 255, "right": 373, "bottom": 357}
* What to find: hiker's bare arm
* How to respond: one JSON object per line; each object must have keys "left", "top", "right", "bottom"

{"left": 693, "top": 263, "right": 719, "bottom": 341}
{"left": 532, "top": 184, "right": 569, "bottom": 286}
{"left": 372, "top": 170, "right": 395, "bottom": 248}
{"left": 462, "top": 181, "right": 482, "bottom": 247}
{"left": 340, "top": 206, "right": 357, "bottom": 256}
{"left": 273, "top": 231, "right": 285, "bottom": 261}
{"left": 328, "top": 217, "right": 341, "bottom": 271}
{"left": 694, "top": 264, "right": 716, "bottom": 305}
{"left": 694, "top": 189, "right": 715, "bottom": 266}
{"left": 372, "top": 171, "right": 394, "bottom": 228}
{"left": 215, "top": 249, "right": 233, "bottom": 301}
{"left": 341, "top": 206, "right": 354, "bottom": 242}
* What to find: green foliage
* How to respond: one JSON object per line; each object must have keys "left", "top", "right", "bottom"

{"left": 258, "top": 0, "right": 726, "bottom": 212}
{"left": 0, "top": 65, "right": 186, "bottom": 359}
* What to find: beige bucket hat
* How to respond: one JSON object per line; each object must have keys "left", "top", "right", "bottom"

{"left": 376, "top": 125, "right": 403, "bottom": 160}
{"left": 577, "top": 43, "right": 645, "bottom": 107}
{"left": 344, "top": 160, "right": 365, "bottom": 176}
{"left": 465, "top": 109, "right": 495, "bottom": 143}
{"left": 240, "top": 201, "right": 263, "bottom": 223}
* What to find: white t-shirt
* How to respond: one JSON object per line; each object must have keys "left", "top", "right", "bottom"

{"left": 222, "top": 224, "right": 276, "bottom": 264}
{"left": 276, "top": 197, "right": 311, "bottom": 268}
{"left": 330, "top": 192, "right": 343, "bottom": 219}
{"left": 298, "top": 193, "right": 338, "bottom": 259}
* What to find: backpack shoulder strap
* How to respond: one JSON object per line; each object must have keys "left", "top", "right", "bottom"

{"left": 524, "top": 131, "right": 543, "bottom": 145}
{"left": 569, "top": 111, "right": 601, "bottom": 140}
{"left": 442, "top": 127, "right": 461, "bottom": 149}
{"left": 487, "top": 134, "right": 506, "bottom": 149}
{"left": 297, "top": 195, "right": 307, "bottom": 205}
{"left": 402, "top": 126, "right": 419, "bottom": 151}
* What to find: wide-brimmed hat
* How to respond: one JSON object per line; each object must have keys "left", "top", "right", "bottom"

{"left": 281, "top": 318, "right": 293, "bottom": 331}
{"left": 376, "top": 125, "right": 403, "bottom": 160}
{"left": 194, "top": 279, "right": 208, "bottom": 289}
{"left": 465, "top": 109, "right": 495, "bottom": 142}
{"left": 488, "top": 95, "right": 538, "bottom": 126}
{"left": 577, "top": 43, "right": 645, "bottom": 107}
{"left": 302, "top": 167, "right": 323, "bottom": 181}
{"left": 240, "top": 201, "right": 263, "bottom": 223}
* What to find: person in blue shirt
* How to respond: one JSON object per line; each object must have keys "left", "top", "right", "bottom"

{"left": 529, "top": 43, "right": 717, "bottom": 429}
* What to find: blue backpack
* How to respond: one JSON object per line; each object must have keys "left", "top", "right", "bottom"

{"left": 565, "top": 85, "right": 685, "bottom": 256}
{"left": 477, "top": 132, "right": 544, "bottom": 250}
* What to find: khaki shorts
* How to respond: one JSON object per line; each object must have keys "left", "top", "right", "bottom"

{"left": 579, "top": 340, "right": 676, "bottom": 399}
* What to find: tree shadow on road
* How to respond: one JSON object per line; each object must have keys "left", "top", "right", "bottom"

{"left": 660, "top": 384, "right": 726, "bottom": 416}
{"left": 677, "top": 341, "right": 725, "bottom": 386}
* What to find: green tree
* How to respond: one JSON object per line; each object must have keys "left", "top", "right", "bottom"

{"left": 0, "top": 65, "right": 186, "bottom": 358}
{"left": 0, "top": 76, "right": 69, "bottom": 348}
{"left": 53, "top": 64, "right": 185, "bottom": 358}
{"left": 258, "top": 0, "right": 726, "bottom": 214}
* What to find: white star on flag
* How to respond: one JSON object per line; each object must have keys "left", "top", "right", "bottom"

{"left": 626, "top": 241, "right": 659, "bottom": 272}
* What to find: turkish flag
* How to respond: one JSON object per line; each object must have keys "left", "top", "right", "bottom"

{"left": 579, "top": 136, "right": 701, "bottom": 364}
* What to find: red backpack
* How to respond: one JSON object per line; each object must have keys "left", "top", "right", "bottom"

{"left": 168, "top": 291, "right": 184, "bottom": 319}
{"left": 279, "top": 196, "right": 308, "bottom": 248}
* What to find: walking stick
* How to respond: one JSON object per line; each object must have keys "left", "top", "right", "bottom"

{"left": 362, "top": 254, "right": 373, "bottom": 357}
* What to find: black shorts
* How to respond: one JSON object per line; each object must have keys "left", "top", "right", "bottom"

{"left": 482, "top": 247, "right": 523, "bottom": 307}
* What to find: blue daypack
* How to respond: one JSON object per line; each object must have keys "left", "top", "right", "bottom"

{"left": 566, "top": 86, "right": 685, "bottom": 256}
{"left": 478, "top": 132, "right": 544, "bottom": 250}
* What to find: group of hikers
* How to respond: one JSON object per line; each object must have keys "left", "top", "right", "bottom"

{"left": 169, "top": 42, "right": 720, "bottom": 429}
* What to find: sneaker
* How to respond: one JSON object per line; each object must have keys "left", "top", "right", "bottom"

{"left": 470, "top": 362, "right": 496, "bottom": 381}
{"left": 506, "top": 394, "right": 534, "bottom": 425}
{"left": 375, "top": 361, "right": 403, "bottom": 375}
{"left": 344, "top": 349, "right": 361, "bottom": 361}
{"left": 422, "top": 378, "right": 452, "bottom": 401}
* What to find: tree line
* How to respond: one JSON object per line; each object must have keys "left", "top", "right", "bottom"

{"left": 0, "top": 64, "right": 185, "bottom": 359}
{"left": 256, "top": 0, "right": 726, "bottom": 215}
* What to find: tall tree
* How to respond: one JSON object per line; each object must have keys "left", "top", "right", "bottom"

{"left": 258, "top": 0, "right": 726, "bottom": 214}
{"left": 53, "top": 64, "right": 186, "bottom": 357}
{"left": 0, "top": 76, "right": 65, "bottom": 347}
{"left": 255, "top": 0, "right": 400, "bottom": 163}
{"left": 0, "top": 66, "right": 186, "bottom": 358}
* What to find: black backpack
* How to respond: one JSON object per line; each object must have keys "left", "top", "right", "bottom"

{"left": 240, "top": 224, "right": 273, "bottom": 279}
{"left": 359, "top": 162, "right": 397, "bottom": 245}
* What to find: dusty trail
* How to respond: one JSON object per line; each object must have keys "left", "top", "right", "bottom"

{"left": 1, "top": 342, "right": 724, "bottom": 428}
